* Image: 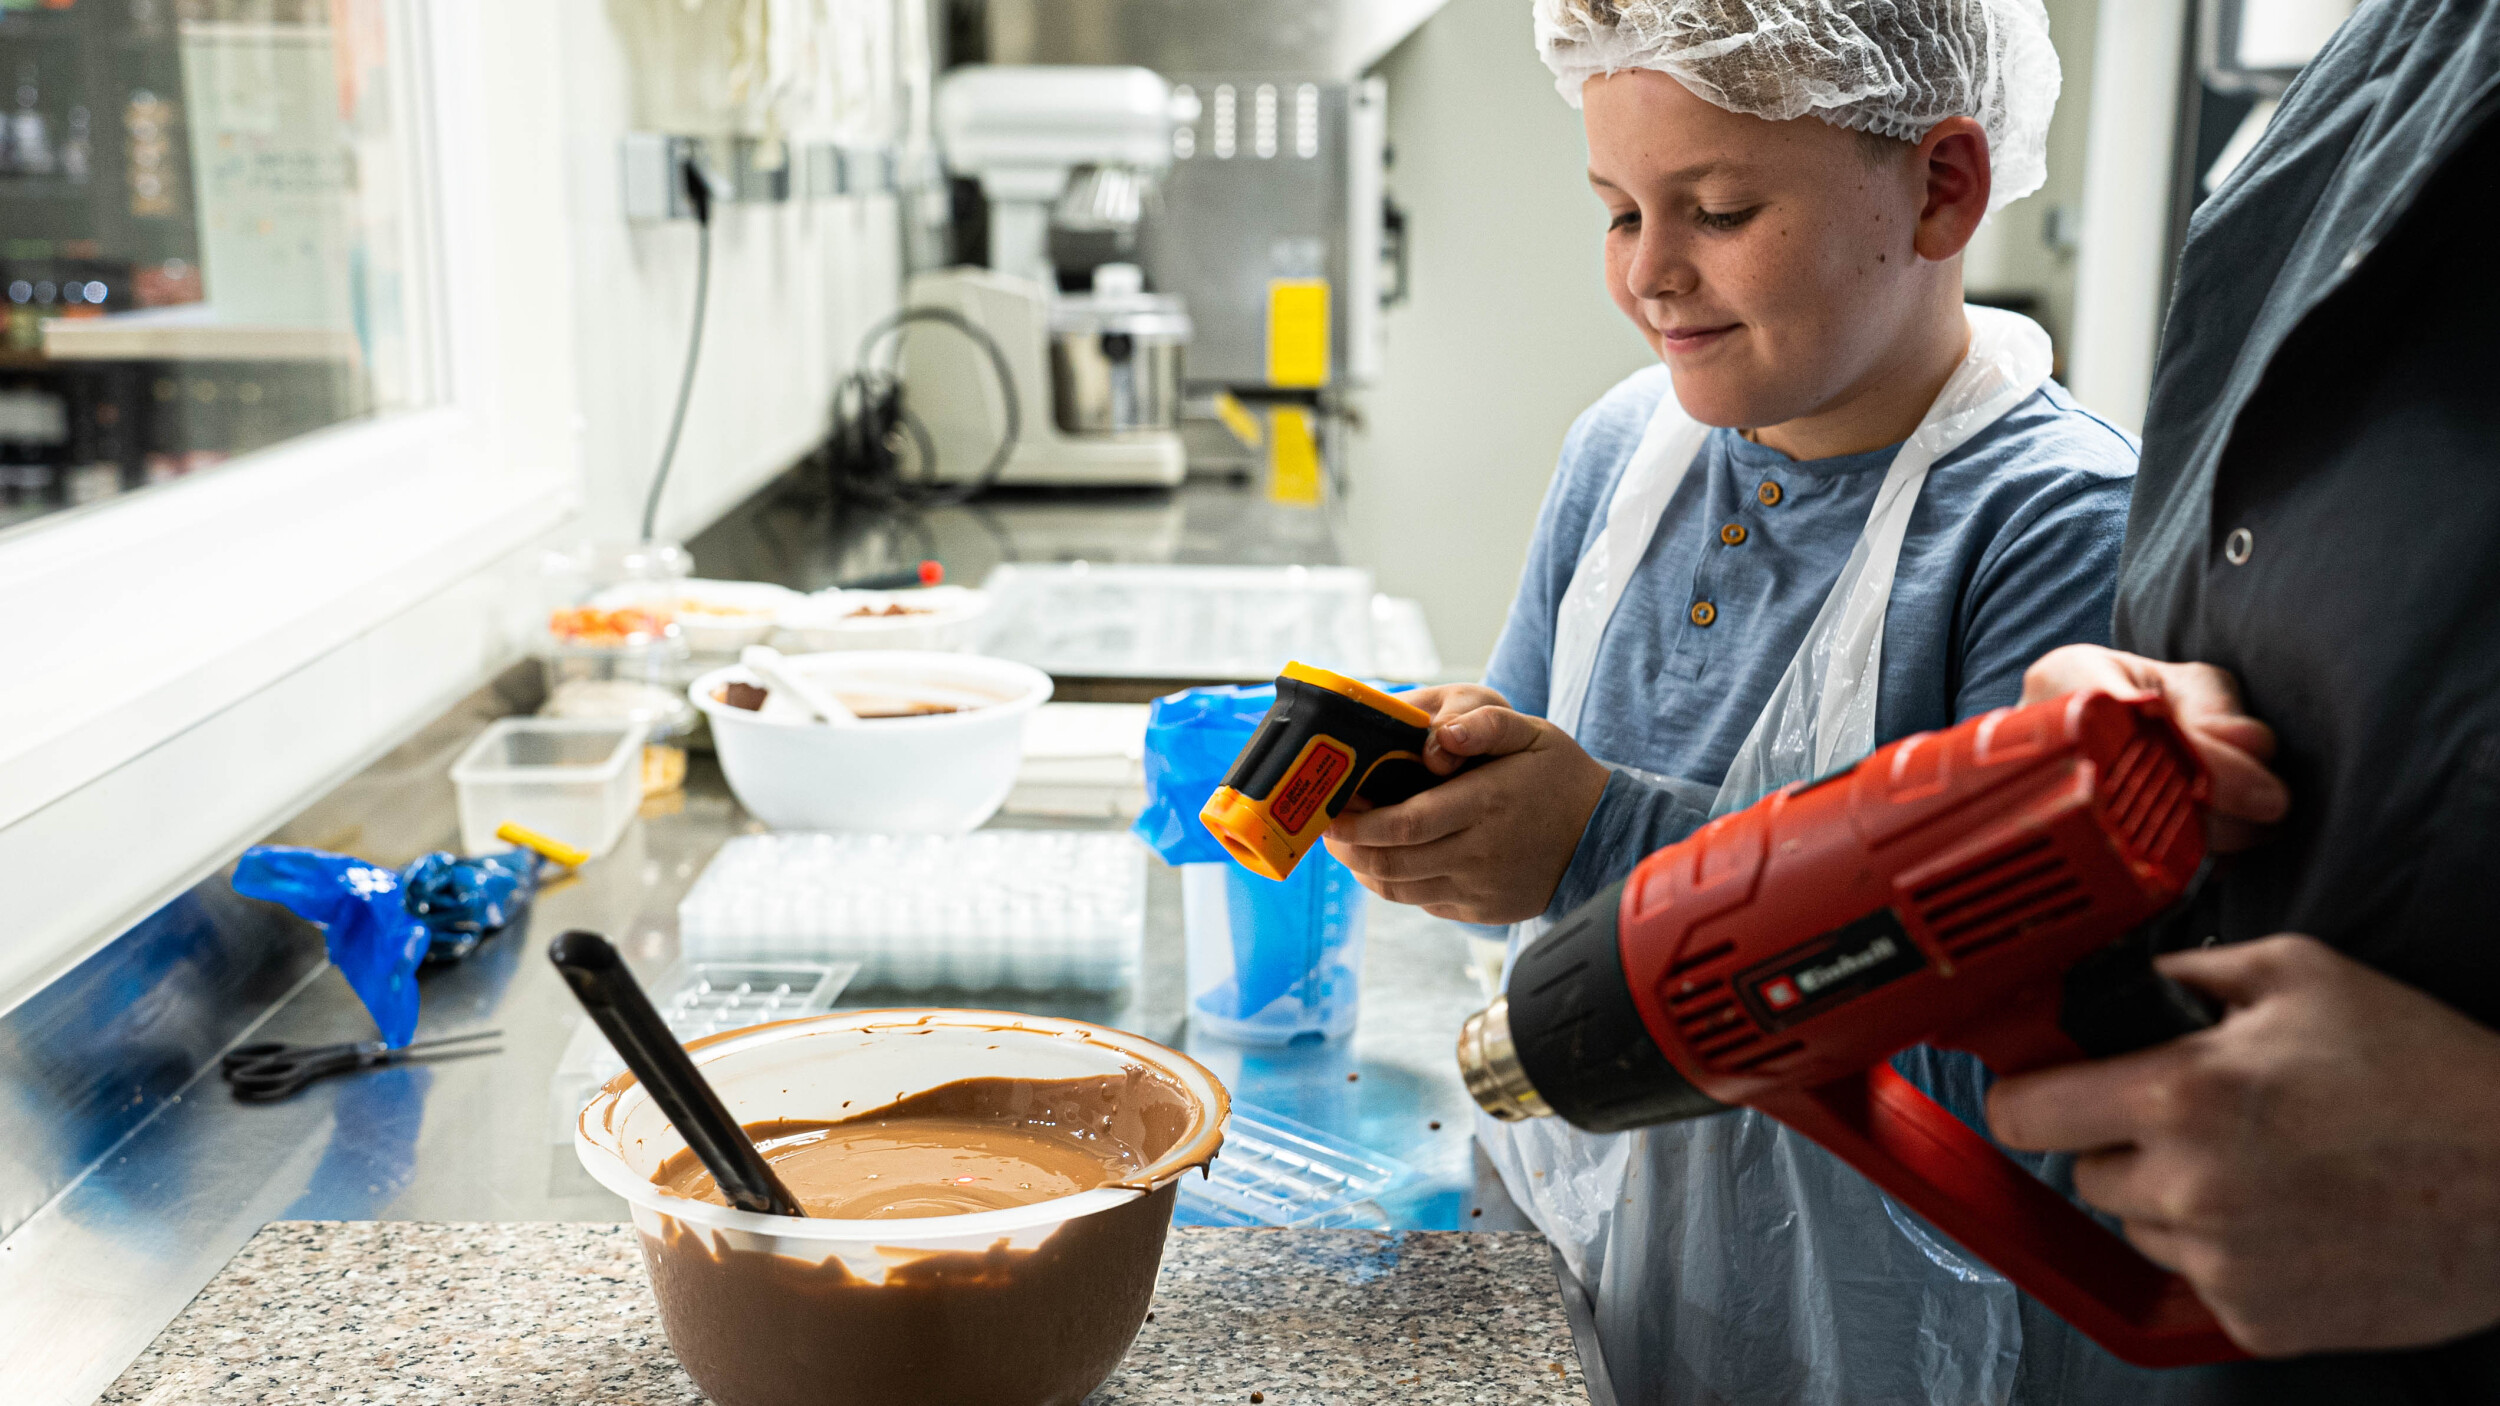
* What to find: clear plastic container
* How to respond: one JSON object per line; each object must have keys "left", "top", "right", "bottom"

{"left": 449, "top": 716, "right": 647, "bottom": 859}
{"left": 547, "top": 960, "right": 856, "bottom": 1142}
{"left": 678, "top": 832, "right": 1146, "bottom": 992}
{"left": 543, "top": 645, "right": 698, "bottom": 740}
{"left": 976, "top": 562, "right": 1441, "bottom": 681}
{"left": 535, "top": 539, "right": 701, "bottom": 740}
{"left": 1175, "top": 1103, "right": 1415, "bottom": 1229}
{"left": 572, "top": 1010, "right": 1228, "bottom": 1406}
{"left": 1183, "top": 852, "right": 1368, "bottom": 1045}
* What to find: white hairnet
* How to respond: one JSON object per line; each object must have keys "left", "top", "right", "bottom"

{"left": 1534, "top": 0, "right": 2062, "bottom": 211}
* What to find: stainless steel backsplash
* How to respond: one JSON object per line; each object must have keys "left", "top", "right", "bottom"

{"left": 0, "top": 660, "right": 540, "bottom": 1242}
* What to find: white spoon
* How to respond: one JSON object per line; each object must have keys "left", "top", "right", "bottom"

{"left": 738, "top": 645, "right": 860, "bottom": 724}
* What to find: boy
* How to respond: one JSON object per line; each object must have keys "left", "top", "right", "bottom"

{"left": 1327, "top": 3, "right": 2135, "bottom": 1402}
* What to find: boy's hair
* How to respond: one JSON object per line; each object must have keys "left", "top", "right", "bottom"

{"left": 1535, "top": 0, "right": 2058, "bottom": 212}
{"left": 1856, "top": 129, "right": 1915, "bottom": 166}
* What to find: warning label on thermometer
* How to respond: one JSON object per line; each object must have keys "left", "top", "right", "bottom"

{"left": 1271, "top": 738, "right": 1355, "bottom": 834}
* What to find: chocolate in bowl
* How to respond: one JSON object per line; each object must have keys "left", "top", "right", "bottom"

{"left": 687, "top": 650, "right": 1052, "bottom": 833}
{"left": 574, "top": 1011, "right": 1228, "bottom": 1406}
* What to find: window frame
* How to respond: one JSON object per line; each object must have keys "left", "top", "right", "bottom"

{"left": 0, "top": 3, "right": 579, "bottom": 981}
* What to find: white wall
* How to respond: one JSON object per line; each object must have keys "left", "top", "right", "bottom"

{"left": 1960, "top": 0, "right": 2102, "bottom": 361}
{"left": 2069, "top": 0, "right": 2192, "bottom": 433}
{"left": 1343, "top": 0, "right": 1654, "bottom": 677}
{"left": 562, "top": 0, "right": 908, "bottom": 545}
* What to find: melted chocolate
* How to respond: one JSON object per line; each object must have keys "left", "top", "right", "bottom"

{"left": 642, "top": 1184, "right": 1176, "bottom": 1406}
{"left": 710, "top": 684, "right": 962, "bottom": 718}
{"left": 637, "top": 1071, "right": 1201, "bottom": 1406}
{"left": 653, "top": 1071, "right": 1191, "bottom": 1219}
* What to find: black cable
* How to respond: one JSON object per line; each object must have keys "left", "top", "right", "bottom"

{"left": 960, "top": 499, "right": 1021, "bottom": 565}
{"left": 821, "top": 304, "right": 1020, "bottom": 512}
{"left": 641, "top": 156, "right": 715, "bottom": 542}
{"left": 895, "top": 404, "right": 941, "bottom": 492}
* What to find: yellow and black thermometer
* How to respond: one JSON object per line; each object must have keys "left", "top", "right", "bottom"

{"left": 1200, "top": 662, "right": 1443, "bottom": 881}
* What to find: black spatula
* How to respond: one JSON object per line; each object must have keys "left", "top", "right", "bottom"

{"left": 549, "top": 930, "right": 808, "bottom": 1217}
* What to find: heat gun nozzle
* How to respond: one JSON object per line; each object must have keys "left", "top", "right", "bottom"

{"left": 1457, "top": 997, "right": 1553, "bottom": 1122}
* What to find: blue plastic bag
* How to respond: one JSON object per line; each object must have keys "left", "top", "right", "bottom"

{"left": 230, "top": 847, "right": 536, "bottom": 1047}
{"left": 1211, "top": 852, "right": 1367, "bottom": 1026}
{"left": 233, "top": 847, "right": 432, "bottom": 1048}
{"left": 401, "top": 850, "right": 535, "bottom": 965}
{"left": 1131, "top": 679, "right": 1420, "bottom": 866}
{"left": 1132, "top": 683, "right": 1278, "bottom": 866}
{"left": 1139, "top": 681, "right": 1408, "bottom": 1044}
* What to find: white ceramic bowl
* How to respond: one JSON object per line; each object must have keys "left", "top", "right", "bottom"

{"left": 574, "top": 1009, "right": 1228, "bottom": 1406}
{"left": 773, "top": 585, "right": 989, "bottom": 654}
{"left": 690, "top": 650, "right": 1052, "bottom": 832}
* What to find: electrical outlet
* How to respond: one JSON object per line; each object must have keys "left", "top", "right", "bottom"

{"left": 840, "top": 145, "right": 898, "bottom": 195}
{"left": 627, "top": 132, "right": 902, "bottom": 215}
{"left": 728, "top": 137, "right": 791, "bottom": 204}
{"left": 620, "top": 133, "right": 716, "bottom": 221}
{"left": 2043, "top": 203, "right": 2081, "bottom": 258}
{"left": 801, "top": 142, "right": 842, "bottom": 199}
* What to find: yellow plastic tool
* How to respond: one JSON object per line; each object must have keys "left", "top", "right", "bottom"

{"left": 495, "top": 821, "right": 589, "bottom": 869}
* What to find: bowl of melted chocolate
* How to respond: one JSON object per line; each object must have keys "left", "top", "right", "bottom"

{"left": 575, "top": 1009, "right": 1228, "bottom": 1406}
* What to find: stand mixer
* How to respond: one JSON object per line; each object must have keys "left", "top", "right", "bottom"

{"left": 907, "top": 65, "right": 1191, "bottom": 488}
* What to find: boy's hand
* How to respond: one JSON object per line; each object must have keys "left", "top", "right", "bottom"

{"left": 1392, "top": 683, "right": 1512, "bottom": 777}
{"left": 1323, "top": 704, "right": 1610, "bottom": 924}
{"left": 2020, "top": 644, "right": 2289, "bottom": 852}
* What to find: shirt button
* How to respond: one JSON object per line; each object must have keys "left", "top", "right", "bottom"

{"left": 1689, "top": 601, "right": 1717, "bottom": 627}
{"left": 2224, "top": 527, "right": 2254, "bottom": 565}
{"left": 1720, "top": 523, "right": 1748, "bottom": 546}
{"left": 1756, "top": 481, "right": 1784, "bottom": 507}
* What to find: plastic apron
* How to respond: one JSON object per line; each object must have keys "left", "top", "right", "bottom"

{"left": 1480, "top": 307, "right": 2056, "bottom": 1406}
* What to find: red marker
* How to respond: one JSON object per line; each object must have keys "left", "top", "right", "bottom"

{"left": 833, "top": 560, "right": 944, "bottom": 590}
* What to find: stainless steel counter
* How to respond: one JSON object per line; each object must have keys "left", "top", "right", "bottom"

{"left": 0, "top": 477, "right": 1528, "bottom": 1406}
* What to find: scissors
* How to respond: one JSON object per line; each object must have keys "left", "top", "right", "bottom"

{"left": 220, "top": 1028, "right": 503, "bottom": 1102}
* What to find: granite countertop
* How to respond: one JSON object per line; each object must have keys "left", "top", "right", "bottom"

{"left": 101, "top": 1222, "right": 1587, "bottom": 1404}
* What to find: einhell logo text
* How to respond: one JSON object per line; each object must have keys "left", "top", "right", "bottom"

{"left": 1741, "top": 911, "right": 1926, "bottom": 1030}
{"left": 1796, "top": 934, "right": 1900, "bottom": 995}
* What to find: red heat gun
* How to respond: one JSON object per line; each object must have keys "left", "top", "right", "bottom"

{"left": 1457, "top": 691, "right": 2247, "bottom": 1367}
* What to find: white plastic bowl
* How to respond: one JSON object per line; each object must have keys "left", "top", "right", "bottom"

{"left": 773, "top": 585, "right": 989, "bottom": 654}
{"left": 690, "top": 650, "right": 1052, "bottom": 832}
{"left": 574, "top": 1009, "right": 1228, "bottom": 1406}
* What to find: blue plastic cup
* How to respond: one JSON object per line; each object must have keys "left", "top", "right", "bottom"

{"left": 1182, "top": 850, "right": 1368, "bottom": 1046}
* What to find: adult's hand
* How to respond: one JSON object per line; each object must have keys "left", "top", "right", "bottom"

{"left": 2020, "top": 644, "right": 2289, "bottom": 850}
{"left": 1324, "top": 700, "right": 1610, "bottom": 924}
{"left": 1988, "top": 935, "right": 2500, "bottom": 1356}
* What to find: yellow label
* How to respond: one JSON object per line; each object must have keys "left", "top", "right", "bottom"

{"left": 1270, "top": 405, "right": 1322, "bottom": 507}
{"left": 1266, "top": 278, "right": 1331, "bottom": 388}
{"left": 1212, "top": 391, "right": 1265, "bottom": 450}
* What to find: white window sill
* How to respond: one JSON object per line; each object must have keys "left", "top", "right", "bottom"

{"left": 0, "top": 408, "right": 578, "bottom": 835}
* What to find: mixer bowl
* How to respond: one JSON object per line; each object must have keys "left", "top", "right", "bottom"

{"left": 575, "top": 1010, "right": 1227, "bottom": 1406}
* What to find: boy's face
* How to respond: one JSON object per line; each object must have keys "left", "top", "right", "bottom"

{"left": 1583, "top": 70, "right": 1950, "bottom": 433}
